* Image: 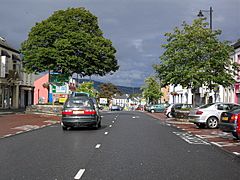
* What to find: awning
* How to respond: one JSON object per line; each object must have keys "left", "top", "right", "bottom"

{"left": 1, "top": 50, "right": 10, "bottom": 58}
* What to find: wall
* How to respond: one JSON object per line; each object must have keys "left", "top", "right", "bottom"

{"left": 34, "top": 74, "right": 49, "bottom": 104}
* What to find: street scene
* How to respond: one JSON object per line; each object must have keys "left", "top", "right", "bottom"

{"left": 1, "top": 0, "right": 240, "bottom": 180}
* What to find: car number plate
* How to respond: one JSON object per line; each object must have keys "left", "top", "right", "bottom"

{"left": 73, "top": 110, "right": 84, "bottom": 114}
{"left": 222, "top": 117, "right": 228, "bottom": 121}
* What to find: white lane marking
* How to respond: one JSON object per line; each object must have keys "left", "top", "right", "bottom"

{"left": 109, "top": 125, "right": 112, "bottom": 128}
{"left": 104, "top": 132, "right": 109, "bottom": 135}
{"left": 112, "top": 121, "right": 115, "bottom": 123}
{"left": 233, "top": 152, "right": 240, "bottom": 155}
{"left": 132, "top": 116, "right": 136, "bottom": 119}
{"left": 211, "top": 141, "right": 240, "bottom": 147}
{"left": 173, "top": 132, "right": 209, "bottom": 145}
{"left": 74, "top": 169, "right": 85, "bottom": 180}
{"left": 95, "top": 144, "right": 101, "bottom": 149}
{"left": 211, "top": 142, "right": 223, "bottom": 147}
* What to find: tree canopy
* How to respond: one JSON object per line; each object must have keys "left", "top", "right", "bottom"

{"left": 76, "top": 81, "right": 97, "bottom": 97}
{"left": 98, "top": 83, "right": 122, "bottom": 104}
{"left": 154, "top": 18, "right": 238, "bottom": 91}
{"left": 21, "top": 7, "right": 119, "bottom": 78}
{"left": 141, "top": 76, "right": 162, "bottom": 104}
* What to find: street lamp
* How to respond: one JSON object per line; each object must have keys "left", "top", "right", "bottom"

{"left": 197, "top": 6, "right": 213, "bottom": 30}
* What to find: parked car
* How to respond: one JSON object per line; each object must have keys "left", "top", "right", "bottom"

{"left": 149, "top": 104, "right": 169, "bottom": 113}
{"left": 110, "top": 105, "right": 122, "bottom": 111}
{"left": 219, "top": 108, "right": 240, "bottom": 139}
{"left": 188, "top": 103, "right": 240, "bottom": 129}
{"left": 169, "top": 103, "right": 192, "bottom": 118}
{"left": 71, "top": 91, "right": 90, "bottom": 97}
{"left": 61, "top": 96, "right": 101, "bottom": 130}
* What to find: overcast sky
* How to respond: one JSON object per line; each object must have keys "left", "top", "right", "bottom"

{"left": 0, "top": 0, "right": 239, "bottom": 87}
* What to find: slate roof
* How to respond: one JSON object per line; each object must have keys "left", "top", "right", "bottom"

{"left": 0, "top": 36, "right": 19, "bottom": 53}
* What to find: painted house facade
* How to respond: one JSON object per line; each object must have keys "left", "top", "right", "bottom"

{"left": 0, "top": 37, "right": 34, "bottom": 109}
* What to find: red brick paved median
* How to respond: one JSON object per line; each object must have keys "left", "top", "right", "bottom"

{"left": 0, "top": 114, "right": 60, "bottom": 138}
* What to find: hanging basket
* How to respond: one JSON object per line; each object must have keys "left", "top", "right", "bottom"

{"left": 42, "top": 82, "right": 50, "bottom": 89}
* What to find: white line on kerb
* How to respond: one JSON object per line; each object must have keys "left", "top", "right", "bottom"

{"left": 233, "top": 152, "right": 240, "bottom": 155}
{"left": 4, "top": 134, "right": 12, "bottom": 138}
{"left": 16, "top": 131, "right": 23, "bottom": 134}
{"left": 74, "top": 169, "right": 85, "bottom": 179}
{"left": 104, "top": 132, "right": 109, "bottom": 135}
{"left": 95, "top": 144, "right": 101, "bottom": 149}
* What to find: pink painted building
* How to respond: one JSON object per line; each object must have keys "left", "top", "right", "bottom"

{"left": 34, "top": 73, "right": 49, "bottom": 104}
{"left": 233, "top": 41, "right": 240, "bottom": 104}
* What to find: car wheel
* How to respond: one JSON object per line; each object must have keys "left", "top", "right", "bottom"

{"left": 151, "top": 109, "right": 155, "bottom": 113}
{"left": 207, "top": 116, "right": 218, "bottom": 129}
{"left": 232, "top": 132, "right": 239, "bottom": 139}
{"left": 196, "top": 123, "right": 205, "bottom": 129}
{"left": 167, "top": 112, "right": 173, "bottom": 118}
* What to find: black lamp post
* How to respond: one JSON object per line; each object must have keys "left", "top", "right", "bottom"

{"left": 197, "top": 6, "right": 213, "bottom": 30}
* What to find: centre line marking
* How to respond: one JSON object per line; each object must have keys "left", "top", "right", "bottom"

{"left": 95, "top": 144, "right": 101, "bottom": 149}
{"left": 112, "top": 121, "right": 115, "bottom": 123}
{"left": 74, "top": 169, "right": 85, "bottom": 179}
{"left": 109, "top": 125, "right": 112, "bottom": 127}
{"left": 104, "top": 132, "right": 109, "bottom": 135}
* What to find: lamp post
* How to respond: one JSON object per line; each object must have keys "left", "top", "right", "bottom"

{"left": 197, "top": 6, "right": 213, "bottom": 30}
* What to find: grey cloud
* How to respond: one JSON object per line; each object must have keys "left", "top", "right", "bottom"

{"left": 0, "top": 0, "right": 239, "bottom": 87}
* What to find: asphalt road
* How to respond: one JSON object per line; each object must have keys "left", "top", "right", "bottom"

{"left": 1, "top": 111, "right": 240, "bottom": 180}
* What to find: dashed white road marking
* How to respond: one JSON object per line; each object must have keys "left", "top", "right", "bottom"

{"left": 109, "top": 125, "right": 112, "bottom": 128}
{"left": 74, "top": 169, "right": 85, "bottom": 180}
{"left": 112, "top": 121, "right": 115, "bottom": 123}
{"left": 95, "top": 144, "right": 101, "bottom": 149}
{"left": 104, "top": 132, "right": 109, "bottom": 135}
{"left": 173, "top": 132, "right": 209, "bottom": 145}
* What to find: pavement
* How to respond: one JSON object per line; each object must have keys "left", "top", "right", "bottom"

{"left": 0, "top": 109, "right": 60, "bottom": 139}
{"left": 146, "top": 112, "right": 240, "bottom": 156}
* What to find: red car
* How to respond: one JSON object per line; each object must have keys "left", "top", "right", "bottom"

{"left": 219, "top": 108, "right": 240, "bottom": 139}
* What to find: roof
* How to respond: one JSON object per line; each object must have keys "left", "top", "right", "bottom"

{"left": 232, "top": 40, "right": 240, "bottom": 49}
{"left": 0, "top": 36, "right": 19, "bottom": 53}
{"left": 114, "top": 94, "right": 129, "bottom": 99}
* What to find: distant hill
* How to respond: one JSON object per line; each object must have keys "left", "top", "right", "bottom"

{"left": 75, "top": 79, "right": 142, "bottom": 94}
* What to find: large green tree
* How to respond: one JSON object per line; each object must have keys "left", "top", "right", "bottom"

{"left": 141, "top": 76, "right": 162, "bottom": 104}
{"left": 154, "top": 18, "right": 238, "bottom": 105}
{"left": 21, "top": 7, "right": 119, "bottom": 78}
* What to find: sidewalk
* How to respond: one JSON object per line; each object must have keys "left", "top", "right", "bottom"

{"left": 0, "top": 111, "right": 60, "bottom": 138}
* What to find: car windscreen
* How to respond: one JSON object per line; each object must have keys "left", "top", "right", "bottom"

{"left": 64, "top": 98, "right": 94, "bottom": 108}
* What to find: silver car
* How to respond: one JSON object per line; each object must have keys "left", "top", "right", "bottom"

{"left": 188, "top": 103, "right": 240, "bottom": 129}
{"left": 61, "top": 96, "right": 101, "bottom": 130}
